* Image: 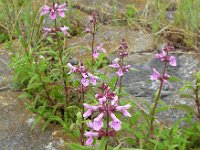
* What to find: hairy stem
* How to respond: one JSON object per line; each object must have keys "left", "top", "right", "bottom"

{"left": 54, "top": 18, "right": 69, "bottom": 106}
{"left": 35, "top": 55, "right": 54, "bottom": 105}
{"left": 91, "top": 21, "right": 96, "bottom": 67}
{"left": 80, "top": 84, "right": 85, "bottom": 145}
{"left": 194, "top": 80, "right": 200, "bottom": 121}
{"left": 150, "top": 61, "right": 168, "bottom": 138}
{"left": 105, "top": 99, "right": 109, "bottom": 150}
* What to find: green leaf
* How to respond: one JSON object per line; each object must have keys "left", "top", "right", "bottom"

{"left": 155, "top": 105, "right": 172, "bottom": 114}
{"left": 168, "top": 76, "right": 181, "bottom": 82}
{"left": 68, "top": 143, "right": 94, "bottom": 150}
{"left": 113, "top": 143, "right": 122, "bottom": 150}
{"left": 98, "top": 137, "right": 108, "bottom": 150}
{"left": 173, "top": 104, "right": 196, "bottom": 114}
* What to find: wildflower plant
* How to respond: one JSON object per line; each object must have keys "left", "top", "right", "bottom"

{"left": 149, "top": 42, "right": 177, "bottom": 138}
{"left": 83, "top": 83, "right": 131, "bottom": 147}
{"left": 109, "top": 39, "right": 131, "bottom": 100}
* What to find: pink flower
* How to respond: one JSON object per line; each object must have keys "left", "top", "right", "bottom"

{"left": 155, "top": 50, "right": 167, "bottom": 61}
{"left": 88, "top": 73, "right": 98, "bottom": 86}
{"left": 117, "top": 68, "right": 123, "bottom": 77}
{"left": 67, "top": 63, "right": 76, "bottom": 74}
{"left": 81, "top": 78, "right": 89, "bottom": 87}
{"left": 109, "top": 62, "right": 120, "bottom": 68}
{"left": 93, "top": 43, "right": 106, "bottom": 59}
{"left": 93, "top": 50, "right": 99, "bottom": 59}
{"left": 169, "top": 56, "right": 177, "bottom": 66}
{"left": 85, "top": 131, "right": 99, "bottom": 145}
{"left": 93, "top": 113, "right": 104, "bottom": 131}
{"left": 83, "top": 104, "right": 99, "bottom": 118}
{"left": 150, "top": 68, "right": 161, "bottom": 81}
{"left": 43, "top": 27, "right": 52, "bottom": 36}
{"left": 40, "top": 3, "right": 67, "bottom": 20}
{"left": 96, "top": 43, "right": 106, "bottom": 53}
{"left": 111, "top": 96, "right": 118, "bottom": 105}
{"left": 60, "top": 26, "right": 70, "bottom": 36}
{"left": 150, "top": 68, "right": 170, "bottom": 83}
{"left": 109, "top": 113, "right": 122, "bottom": 131}
{"left": 116, "top": 104, "right": 131, "bottom": 117}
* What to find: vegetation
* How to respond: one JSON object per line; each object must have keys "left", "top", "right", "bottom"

{"left": 0, "top": 0, "right": 199, "bottom": 149}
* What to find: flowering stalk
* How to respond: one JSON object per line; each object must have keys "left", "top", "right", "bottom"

{"left": 41, "top": 2, "right": 70, "bottom": 105}
{"left": 109, "top": 39, "right": 130, "bottom": 102}
{"left": 83, "top": 83, "right": 131, "bottom": 147}
{"left": 149, "top": 43, "right": 176, "bottom": 138}
{"left": 67, "top": 62, "right": 99, "bottom": 145}
{"left": 85, "top": 12, "right": 106, "bottom": 67}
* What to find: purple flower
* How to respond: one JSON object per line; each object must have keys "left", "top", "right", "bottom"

{"left": 93, "top": 113, "right": 104, "bottom": 131}
{"left": 40, "top": 3, "right": 67, "bottom": 20}
{"left": 83, "top": 104, "right": 99, "bottom": 118}
{"left": 85, "top": 131, "right": 99, "bottom": 145}
{"left": 93, "top": 50, "right": 99, "bottom": 59}
{"left": 150, "top": 68, "right": 170, "bottom": 83}
{"left": 169, "top": 56, "right": 177, "bottom": 66}
{"left": 60, "top": 26, "right": 70, "bottom": 36}
{"left": 116, "top": 104, "right": 131, "bottom": 117}
{"left": 40, "top": 5, "right": 51, "bottom": 16}
{"left": 67, "top": 63, "right": 76, "bottom": 74}
{"left": 109, "top": 58, "right": 130, "bottom": 77}
{"left": 96, "top": 43, "right": 106, "bottom": 53}
{"left": 43, "top": 27, "right": 53, "bottom": 36}
{"left": 150, "top": 68, "right": 161, "bottom": 81}
{"left": 155, "top": 50, "right": 166, "bottom": 61}
{"left": 93, "top": 43, "right": 106, "bottom": 59}
{"left": 109, "top": 113, "right": 122, "bottom": 131}
{"left": 116, "top": 68, "right": 123, "bottom": 77}
{"left": 88, "top": 73, "right": 99, "bottom": 86}
{"left": 81, "top": 78, "right": 90, "bottom": 87}
{"left": 155, "top": 50, "right": 177, "bottom": 67}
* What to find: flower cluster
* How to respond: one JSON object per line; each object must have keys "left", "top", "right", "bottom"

{"left": 83, "top": 84, "right": 131, "bottom": 145}
{"left": 150, "top": 43, "right": 177, "bottom": 83}
{"left": 85, "top": 11, "right": 106, "bottom": 59}
{"left": 40, "top": 2, "right": 69, "bottom": 36}
{"left": 109, "top": 39, "right": 131, "bottom": 77}
{"left": 67, "top": 63, "right": 98, "bottom": 87}
{"left": 40, "top": 3, "right": 67, "bottom": 20}
{"left": 43, "top": 26, "right": 70, "bottom": 36}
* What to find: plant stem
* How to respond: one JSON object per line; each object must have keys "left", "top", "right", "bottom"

{"left": 118, "top": 57, "right": 124, "bottom": 104}
{"left": 54, "top": 18, "right": 69, "bottom": 106}
{"left": 150, "top": 61, "right": 168, "bottom": 138}
{"left": 105, "top": 99, "right": 109, "bottom": 150}
{"left": 80, "top": 84, "right": 85, "bottom": 145}
{"left": 91, "top": 21, "right": 96, "bottom": 67}
{"left": 35, "top": 55, "right": 54, "bottom": 105}
{"left": 194, "top": 80, "right": 200, "bottom": 121}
